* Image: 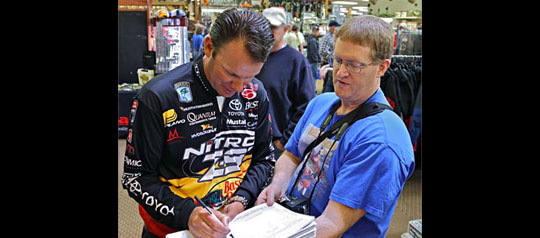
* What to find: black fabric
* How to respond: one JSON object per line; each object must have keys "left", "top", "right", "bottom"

{"left": 255, "top": 45, "right": 315, "bottom": 146}
{"left": 122, "top": 56, "right": 275, "bottom": 233}
{"left": 306, "top": 35, "right": 321, "bottom": 64}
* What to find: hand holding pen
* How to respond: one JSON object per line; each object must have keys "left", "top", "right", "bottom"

{"left": 188, "top": 196, "right": 231, "bottom": 238}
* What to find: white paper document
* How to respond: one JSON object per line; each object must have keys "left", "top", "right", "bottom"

{"left": 227, "top": 203, "right": 316, "bottom": 238}
{"left": 166, "top": 203, "right": 316, "bottom": 238}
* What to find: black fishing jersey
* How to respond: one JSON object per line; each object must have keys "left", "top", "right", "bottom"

{"left": 121, "top": 58, "right": 275, "bottom": 237}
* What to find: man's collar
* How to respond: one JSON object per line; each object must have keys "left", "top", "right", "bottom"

{"left": 193, "top": 57, "right": 218, "bottom": 96}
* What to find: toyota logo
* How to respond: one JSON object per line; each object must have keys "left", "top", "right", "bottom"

{"left": 229, "top": 99, "right": 242, "bottom": 111}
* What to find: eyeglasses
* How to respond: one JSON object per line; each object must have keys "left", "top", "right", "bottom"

{"left": 333, "top": 58, "right": 379, "bottom": 74}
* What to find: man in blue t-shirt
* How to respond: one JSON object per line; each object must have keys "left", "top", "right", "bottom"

{"left": 256, "top": 15, "right": 415, "bottom": 238}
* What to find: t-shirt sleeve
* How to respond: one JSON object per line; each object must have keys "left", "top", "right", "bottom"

{"left": 329, "top": 142, "right": 407, "bottom": 219}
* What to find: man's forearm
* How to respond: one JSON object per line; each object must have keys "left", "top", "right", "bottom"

{"left": 314, "top": 200, "right": 367, "bottom": 238}
{"left": 271, "top": 150, "right": 301, "bottom": 188}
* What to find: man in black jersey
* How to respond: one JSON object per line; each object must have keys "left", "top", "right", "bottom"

{"left": 121, "top": 8, "right": 275, "bottom": 238}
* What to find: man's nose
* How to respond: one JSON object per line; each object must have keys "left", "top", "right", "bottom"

{"left": 231, "top": 78, "right": 245, "bottom": 92}
{"left": 335, "top": 63, "right": 349, "bottom": 78}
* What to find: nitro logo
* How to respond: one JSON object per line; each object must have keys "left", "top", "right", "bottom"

{"left": 183, "top": 130, "right": 255, "bottom": 182}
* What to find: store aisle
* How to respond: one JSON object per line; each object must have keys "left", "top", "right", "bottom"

{"left": 117, "top": 139, "right": 421, "bottom": 237}
{"left": 387, "top": 168, "right": 422, "bottom": 237}
{"left": 118, "top": 139, "right": 143, "bottom": 238}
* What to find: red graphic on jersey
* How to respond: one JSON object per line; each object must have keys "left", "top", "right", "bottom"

{"left": 166, "top": 128, "right": 184, "bottom": 143}
{"left": 119, "top": 116, "right": 129, "bottom": 126}
{"left": 241, "top": 89, "right": 257, "bottom": 100}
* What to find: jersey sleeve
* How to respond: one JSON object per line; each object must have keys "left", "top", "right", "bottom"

{"left": 329, "top": 142, "right": 408, "bottom": 219}
{"left": 121, "top": 91, "right": 197, "bottom": 230}
{"left": 232, "top": 85, "right": 276, "bottom": 207}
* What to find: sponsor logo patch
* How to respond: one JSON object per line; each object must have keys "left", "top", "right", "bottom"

{"left": 175, "top": 82, "right": 193, "bottom": 103}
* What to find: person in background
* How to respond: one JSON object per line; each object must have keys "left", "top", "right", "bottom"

{"left": 256, "top": 15, "right": 415, "bottom": 238}
{"left": 306, "top": 26, "right": 321, "bottom": 83}
{"left": 191, "top": 25, "right": 204, "bottom": 60}
{"left": 285, "top": 24, "right": 305, "bottom": 53}
{"left": 258, "top": 7, "right": 315, "bottom": 158}
{"left": 319, "top": 20, "right": 341, "bottom": 66}
{"left": 122, "top": 8, "right": 276, "bottom": 238}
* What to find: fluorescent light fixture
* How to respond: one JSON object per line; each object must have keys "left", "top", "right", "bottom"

{"left": 202, "top": 8, "right": 225, "bottom": 13}
{"left": 381, "top": 18, "right": 393, "bottom": 23}
{"left": 332, "top": 1, "right": 358, "bottom": 5}
{"left": 352, "top": 6, "right": 368, "bottom": 11}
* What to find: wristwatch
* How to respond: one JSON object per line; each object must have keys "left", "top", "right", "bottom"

{"left": 225, "top": 195, "right": 249, "bottom": 209}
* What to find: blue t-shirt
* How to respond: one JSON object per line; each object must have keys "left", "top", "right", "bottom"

{"left": 284, "top": 89, "right": 415, "bottom": 238}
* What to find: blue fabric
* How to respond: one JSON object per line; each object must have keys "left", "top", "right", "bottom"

{"left": 284, "top": 89, "right": 415, "bottom": 238}
{"left": 192, "top": 34, "right": 203, "bottom": 51}
{"left": 310, "top": 63, "right": 320, "bottom": 81}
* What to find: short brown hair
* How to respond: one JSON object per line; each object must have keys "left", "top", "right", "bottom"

{"left": 335, "top": 15, "right": 394, "bottom": 63}
{"left": 210, "top": 8, "right": 274, "bottom": 62}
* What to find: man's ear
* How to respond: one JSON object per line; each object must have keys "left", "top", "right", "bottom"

{"left": 203, "top": 35, "right": 213, "bottom": 58}
{"left": 376, "top": 59, "right": 391, "bottom": 78}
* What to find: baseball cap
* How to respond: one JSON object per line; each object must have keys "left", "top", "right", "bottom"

{"left": 329, "top": 20, "right": 341, "bottom": 27}
{"left": 262, "top": 7, "right": 289, "bottom": 26}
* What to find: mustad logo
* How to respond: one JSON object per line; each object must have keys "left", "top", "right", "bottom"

{"left": 226, "top": 118, "right": 246, "bottom": 126}
{"left": 183, "top": 130, "right": 255, "bottom": 182}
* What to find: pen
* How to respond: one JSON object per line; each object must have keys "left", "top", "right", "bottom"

{"left": 194, "top": 195, "right": 224, "bottom": 226}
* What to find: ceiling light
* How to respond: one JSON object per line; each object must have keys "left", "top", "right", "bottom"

{"left": 352, "top": 6, "right": 368, "bottom": 10}
{"left": 202, "top": 8, "right": 225, "bottom": 13}
{"left": 332, "top": 1, "right": 358, "bottom": 5}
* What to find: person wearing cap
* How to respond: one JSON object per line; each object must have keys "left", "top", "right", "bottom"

{"left": 320, "top": 20, "right": 341, "bottom": 66}
{"left": 306, "top": 25, "right": 321, "bottom": 83}
{"left": 258, "top": 7, "right": 316, "bottom": 158}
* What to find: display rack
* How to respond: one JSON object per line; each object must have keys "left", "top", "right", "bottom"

{"left": 154, "top": 16, "right": 190, "bottom": 74}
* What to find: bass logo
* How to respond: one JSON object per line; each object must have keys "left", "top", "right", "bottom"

{"left": 175, "top": 82, "right": 193, "bottom": 103}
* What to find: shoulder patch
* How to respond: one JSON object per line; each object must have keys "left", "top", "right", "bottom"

{"left": 174, "top": 81, "right": 193, "bottom": 103}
